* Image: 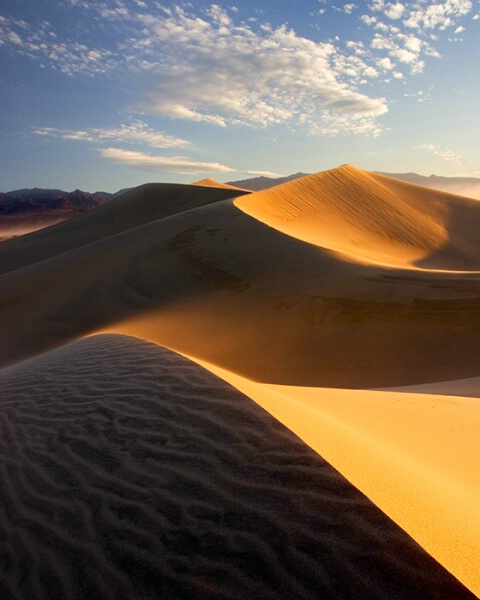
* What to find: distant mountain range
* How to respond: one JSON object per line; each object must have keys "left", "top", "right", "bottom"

{"left": 227, "top": 171, "right": 480, "bottom": 198}
{"left": 2, "top": 171, "right": 480, "bottom": 208}
{"left": 375, "top": 172, "right": 480, "bottom": 199}
{"left": 226, "top": 172, "right": 310, "bottom": 191}
{"left": 2, "top": 171, "right": 480, "bottom": 241}
{"left": 0, "top": 188, "right": 109, "bottom": 215}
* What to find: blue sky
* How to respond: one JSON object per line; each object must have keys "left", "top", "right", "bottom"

{"left": 1, "top": 0, "right": 479, "bottom": 192}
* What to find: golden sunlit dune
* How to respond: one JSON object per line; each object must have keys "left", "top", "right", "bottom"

{"left": 191, "top": 177, "right": 249, "bottom": 191}
{"left": 235, "top": 164, "right": 480, "bottom": 269}
{"left": 1, "top": 165, "right": 480, "bottom": 597}
{"left": 191, "top": 357, "right": 480, "bottom": 597}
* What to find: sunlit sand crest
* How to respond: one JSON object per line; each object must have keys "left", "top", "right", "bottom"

{"left": 185, "top": 356, "right": 480, "bottom": 596}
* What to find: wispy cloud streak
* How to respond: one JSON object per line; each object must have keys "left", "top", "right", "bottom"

{"left": 100, "top": 148, "right": 235, "bottom": 174}
{"left": 34, "top": 121, "right": 191, "bottom": 148}
{"left": 419, "top": 143, "right": 464, "bottom": 162}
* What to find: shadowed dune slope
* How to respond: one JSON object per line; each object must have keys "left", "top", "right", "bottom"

{"left": 234, "top": 164, "right": 480, "bottom": 269}
{"left": 1, "top": 334, "right": 474, "bottom": 600}
{"left": 0, "top": 182, "right": 249, "bottom": 275}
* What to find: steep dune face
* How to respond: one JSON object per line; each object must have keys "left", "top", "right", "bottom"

{"left": 0, "top": 182, "right": 249, "bottom": 275}
{"left": 235, "top": 165, "right": 480, "bottom": 269}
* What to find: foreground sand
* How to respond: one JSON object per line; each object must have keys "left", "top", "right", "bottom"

{"left": 1, "top": 169, "right": 480, "bottom": 597}
{"left": 193, "top": 358, "right": 480, "bottom": 597}
{"left": 1, "top": 334, "right": 475, "bottom": 599}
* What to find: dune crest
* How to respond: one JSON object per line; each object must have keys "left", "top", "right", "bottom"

{"left": 234, "top": 164, "right": 480, "bottom": 270}
{"left": 2, "top": 334, "right": 474, "bottom": 599}
{"left": 190, "top": 355, "right": 480, "bottom": 596}
{"left": 0, "top": 182, "right": 249, "bottom": 275}
{"left": 191, "top": 177, "right": 249, "bottom": 191}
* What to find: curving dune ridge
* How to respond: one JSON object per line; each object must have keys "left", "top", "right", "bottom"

{"left": 0, "top": 182, "right": 250, "bottom": 275}
{"left": 3, "top": 333, "right": 473, "bottom": 600}
{"left": 1, "top": 168, "right": 480, "bottom": 597}
{"left": 234, "top": 164, "right": 480, "bottom": 269}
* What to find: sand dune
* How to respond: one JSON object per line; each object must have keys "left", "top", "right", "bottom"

{"left": 2, "top": 169, "right": 480, "bottom": 386}
{"left": 234, "top": 164, "right": 480, "bottom": 269}
{"left": 3, "top": 333, "right": 474, "bottom": 599}
{"left": 193, "top": 357, "right": 480, "bottom": 597}
{"left": 192, "top": 177, "right": 249, "bottom": 191}
{"left": 0, "top": 182, "right": 249, "bottom": 275}
{"left": 1, "top": 165, "right": 480, "bottom": 596}
{"left": 0, "top": 213, "right": 78, "bottom": 242}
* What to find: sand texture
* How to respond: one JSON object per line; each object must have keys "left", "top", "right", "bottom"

{"left": 1, "top": 165, "right": 480, "bottom": 596}
{"left": 1, "top": 334, "right": 475, "bottom": 600}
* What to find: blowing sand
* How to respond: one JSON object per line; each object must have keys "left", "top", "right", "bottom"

{"left": 1, "top": 168, "right": 479, "bottom": 598}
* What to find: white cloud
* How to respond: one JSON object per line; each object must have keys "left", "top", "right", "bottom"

{"left": 0, "top": 5, "right": 388, "bottom": 136}
{"left": 33, "top": 121, "right": 191, "bottom": 148}
{"left": 6, "top": 30, "right": 22, "bottom": 45}
{"left": 133, "top": 7, "right": 388, "bottom": 134}
{"left": 361, "top": 14, "right": 378, "bottom": 25}
{"left": 361, "top": 0, "right": 474, "bottom": 79}
{"left": 377, "top": 56, "right": 394, "bottom": 70}
{"left": 401, "top": 0, "right": 473, "bottom": 30}
{"left": 0, "top": 15, "right": 115, "bottom": 75}
{"left": 403, "top": 34, "right": 422, "bottom": 53}
{"left": 390, "top": 47, "right": 418, "bottom": 63}
{"left": 419, "top": 143, "right": 464, "bottom": 162}
{"left": 371, "top": 0, "right": 386, "bottom": 11}
{"left": 369, "top": 23, "right": 440, "bottom": 74}
{"left": 155, "top": 103, "right": 227, "bottom": 127}
{"left": 99, "top": 6, "right": 131, "bottom": 20}
{"left": 346, "top": 40, "right": 366, "bottom": 54}
{"left": 100, "top": 148, "right": 235, "bottom": 174}
{"left": 384, "top": 3, "right": 406, "bottom": 20}
{"left": 2, "top": 1, "right": 475, "bottom": 138}
{"left": 363, "top": 65, "right": 379, "bottom": 77}
{"left": 244, "top": 170, "right": 283, "bottom": 177}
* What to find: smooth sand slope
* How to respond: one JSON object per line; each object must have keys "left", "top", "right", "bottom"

{"left": 234, "top": 164, "right": 480, "bottom": 269}
{"left": 1, "top": 165, "right": 480, "bottom": 596}
{"left": 0, "top": 182, "right": 249, "bottom": 275}
{"left": 194, "top": 358, "right": 480, "bottom": 598}
{"left": 2, "top": 166, "right": 480, "bottom": 385}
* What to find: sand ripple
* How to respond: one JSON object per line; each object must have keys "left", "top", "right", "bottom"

{"left": 0, "top": 334, "right": 475, "bottom": 599}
